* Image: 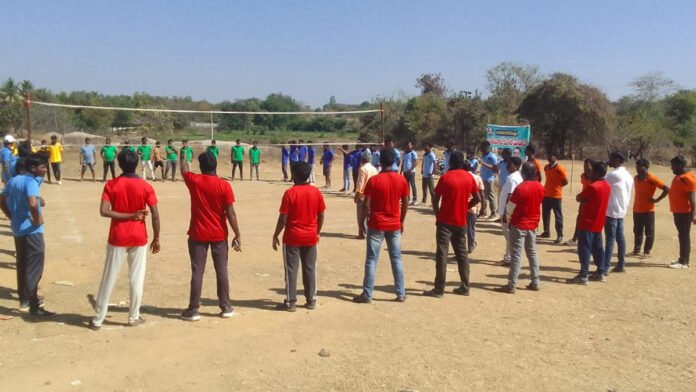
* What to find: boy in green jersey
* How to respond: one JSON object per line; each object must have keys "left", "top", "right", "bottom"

{"left": 164, "top": 139, "right": 178, "bottom": 181}
{"left": 101, "top": 138, "right": 118, "bottom": 181}
{"left": 249, "top": 141, "right": 261, "bottom": 180}
{"left": 137, "top": 137, "right": 156, "bottom": 181}
{"left": 207, "top": 140, "right": 219, "bottom": 160}
{"left": 231, "top": 139, "right": 244, "bottom": 181}
{"left": 180, "top": 139, "right": 193, "bottom": 180}
{"left": 122, "top": 140, "right": 136, "bottom": 152}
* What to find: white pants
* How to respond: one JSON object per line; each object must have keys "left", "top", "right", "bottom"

{"left": 142, "top": 160, "right": 155, "bottom": 180}
{"left": 92, "top": 245, "right": 147, "bottom": 326}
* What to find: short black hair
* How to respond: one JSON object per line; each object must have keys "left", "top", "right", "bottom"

{"left": 525, "top": 144, "right": 536, "bottom": 154}
{"left": 17, "top": 141, "right": 33, "bottom": 158}
{"left": 425, "top": 142, "right": 433, "bottom": 148}
{"left": 384, "top": 136, "right": 393, "bottom": 144}
{"left": 463, "top": 159, "right": 472, "bottom": 172}
{"left": 25, "top": 153, "right": 48, "bottom": 170}
{"left": 449, "top": 151, "right": 465, "bottom": 170}
{"left": 235, "top": 139, "right": 241, "bottom": 143}
{"left": 168, "top": 139, "right": 173, "bottom": 143}
{"left": 211, "top": 139, "right": 216, "bottom": 144}
{"left": 380, "top": 148, "right": 396, "bottom": 168}
{"left": 509, "top": 156, "right": 523, "bottom": 170}
{"left": 609, "top": 151, "right": 625, "bottom": 164}
{"left": 521, "top": 161, "right": 537, "bottom": 180}
{"left": 293, "top": 161, "right": 311, "bottom": 183}
{"left": 50, "top": 135, "right": 57, "bottom": 140}
{"left": 198, "top": 151, "right": 217, "bottom": 173}
{"left": 636, "top": 158, "right": 650, "bottom": 168}
{"left": 141, "top": 137, "right": 147, "bottom": 143}
{"left": 480, "top": 141, "right": 491, "bottom": 148}
{"left": 117, "top": 150, "right": 139, "bottom": 174}
{"left": 592, "top": 161, "right": 607, "bottom": 177}
{"left": 671, "top": 155, "right": 688, "bottom": 168}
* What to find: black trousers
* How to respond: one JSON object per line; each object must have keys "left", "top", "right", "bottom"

{"left": 232, "top": 160, "right": 243, "bottom": 180}
{"left": 633, "top": 212, "right": 655, "bottom": 254}
{"left": 14, "top": 234, "right": 45, "bottom": 310}
{"left": 674, "top": 213, "right": 692, "bottom": 265}
{"left": 434, "top": 223, "right": 469, "bottom": 292}
{"left": 542, "top": 197, "right": 563, "bottom": 236}
{"left": 282, "top": 245, "right": 317, "bottom": 305}
{"left": 187, "top": 239, "right": 231, "bottom": 310}
{"left": 50, "top": 162, "right": 61, "bottom": 181}
{"left": 103, "top": 161, "right": 116, "bottom": 180}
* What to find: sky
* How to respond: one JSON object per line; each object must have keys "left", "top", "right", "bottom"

{"left": 1, "top": 0, "right": 695, "bottom": 108}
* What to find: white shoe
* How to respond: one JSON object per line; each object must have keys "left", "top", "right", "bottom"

{"left": 412, "top": 201, "right": 419, "bottom": 206}
{"left": 669, "top": 261, "right": 689, "bottom": 269}
{"left": 57, "top": 181, "right": 62, "bottom": 185}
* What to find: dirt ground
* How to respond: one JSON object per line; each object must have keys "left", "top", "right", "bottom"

{"left": 1, "top": 149, "right": 694, "bottom": 392}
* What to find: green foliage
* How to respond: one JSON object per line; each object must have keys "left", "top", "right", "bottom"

{"left": 664, "top": 90, "right": 696, "bottom": 146}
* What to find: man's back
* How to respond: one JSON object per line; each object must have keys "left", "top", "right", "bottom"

{"left": 365, "top": 171, "right": 408, "bottom": 231}
{"left": 280, "top": 184, "right": 325, "bottom": 246}
{"left": 510, "top": 180, "right": 545, "bottom": 230}
{"left": 435, "top": 170, "right": 477, "bottom": 226}
{"left": 184, "top": 172, "right": 234, "bottom": 242}
{"left": 102, "top": 175, "right": 157, "bottom": 247}
{"left": 605, "top": 166, "right": 634, "bottom": 218}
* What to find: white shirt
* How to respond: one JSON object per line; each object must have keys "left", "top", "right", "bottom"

{"left": 468, "top": 173, "right": 485, "bottom": 214}
{"left": 498, "top": 171, "right": 523, "bottom": 218}
{"left": 605, "top": 166, "right": 634, "bottom": 219}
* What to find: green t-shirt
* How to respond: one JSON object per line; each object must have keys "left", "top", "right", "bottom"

{"left": 138, "top": 145, "right": 152, "bottom": 160}
{"left": 101, "top": 145, "right": 117, "bottom": 162}
{"left": 122, "top": 146, "right": 136, "bottom": 152}
{"left": 231, "top": 145, "right": 244, "bottom": 161}
{"left": 165, "top": 146, "right": 177, "bottom": 160}
{"left": 207, "top": 145, "right": 219, "bottom": 159}
{"left": 181, "top": 146, "right": 193, "bottom": 162}
{"left": 250, "top": 147, "right": 260, "bottom": 164}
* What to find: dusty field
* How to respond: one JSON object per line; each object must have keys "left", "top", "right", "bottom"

{"left": 1, "top": 150, "right": 694, "bottom": 392}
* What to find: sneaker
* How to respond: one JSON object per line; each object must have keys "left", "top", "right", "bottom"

{"left": 526, "top": 283, "right": 540, "bottom": 291}
{"left": 669, "top": 261, "right": 689, "bottom": 269}
{"left": 453, "top": 286, "right": 470, "bottom": 296}
{"left": 589, "top": 272, "right": 607, "bottom": 282}
{"left": 305, "top": 301, "right": 316, "bottom": 310}
{"left": 493, "top": 284, "right": 516, "bottom": 294}
{"left": 412, "top": 201, "right": 419, "bottom": 206}
{"left": 563, "top": 239, "right": 578, "bottom": 246}
{"left": 276, "top": 303, "right": 296, "bottom": 312}
{"left": 422, "top": 289, "right": 444, "bottom": 298}
{"left": 29, "top": 308, "right": 55, "bottom": 317}
{"left": 180, "top": 308, "right": 201, "bottom": 321}
{"left": 88, "top": 320, "right": 101, "bottom": 331}
{"left": 395, "top": 295, "right": 407, "bottom": 303}
{"left": 352, "top": 293, "right": 371, "bottom": 304}
{"left": 19, "top": 296, "right": 44, "bottom": 312}
{"left": 128, "top": 317, "right": 146, "bottom": 327}
{"left": 567, "top": 275, "right": 589, "bottom": 285}
{"left": 640, "top": 253, "right": 651, "bottom": 260}
{"left": 554, "top": 236, "right": 564, "bottom": 245}
{"left": 220, "top": 307, "right": 235, "bottom": 318}
{"left": 538, "top": 232, "right": 551, "bottom": 239}
{"left": 57, "top": 181, "right": 62, "bottom": 185}
{"left": 611, "top": 266, "right": 625, "bottom": 273}
{"left": 499, "top": 259, "right": 511, "bottom": 266}
{"left": 630, "top": 250, "right": 641, "bottom": 257}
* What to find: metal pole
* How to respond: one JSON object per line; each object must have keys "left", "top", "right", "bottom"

{"left": 379, "top": 102, "right": 384, "bottom": 142}
{"left": 210, "top": 112, "right": 214, "bottom": 140}
{"left": 24, "top": 92, "right": 32, "bottom": 142}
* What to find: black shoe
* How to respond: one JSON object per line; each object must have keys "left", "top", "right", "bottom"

{"left": 526, "top": 283, "right": 540, "bottom": 291}
{"left": 276, "top": 303, "right": 296, "bottom": 312}
{"left": 453, "top": 286, "right": 470, "bottom": 296}
{"left": 394, "top": 295, "right": 407, "bottom": 303}
{"left": 494, "top": 284, "right": 516, "bottom": 294}
{"left": 19, "top": 296, "right": 44, "bottom": 312}
{"left": 422, "top": 289, "right": 444, "bottom": 298}
{"left": 180, "top": 308, "right": 201, "bottom": 321}
{"left": 30, "top": 308, "right": 55, "bottom": 317}
{"left": 305, "top": 301, "right": 316, "bottom": 310}
{"left": 88, "top": 320, "right": 101, "bottom": 331}
{"left": 611, "top": 266, "right": 625, "bottom": 273}
{"left": 352, "top": 293, "right": 371, "bottom": 304}
{"left": 538, "top": 232, "right": 551, "bottom": 239}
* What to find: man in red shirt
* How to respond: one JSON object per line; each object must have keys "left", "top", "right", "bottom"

{"left": 423, "top": 151, "right": 480, "bottom": 298}
{"left": 272, "top": 162, "right": 326, "bottom": 311}
{"left": 494, "top": 162, "right": 545, "bottom": 293}
{"left": 90, "top": 150, "right": 160, "bottom": 330}
{"left": 179, "top": 151, "right": 242, "bottom": 321}
{"left": 353, "top": 149, "right": 409, "bottom": 304}
{"left": 568, "top": 161, "right": 610, "bottom": 285}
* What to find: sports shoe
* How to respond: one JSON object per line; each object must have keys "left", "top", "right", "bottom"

{"left": 611, "top": 266, "right": 625, "bottom": 273}
{"left": 352, "top": 293, "right": 371, "bottom": 304}
{"left": 589, "top": 272, "right": 607, "bottom": 282}
{"left": 128, "top": 317, "right": 146, "bottom": 327}
{"left": 180, "top": 308, "right": 201, "bottom": 321}
{"left": 567, "top": 275, "right": 589, "bottom": 285}
{"left": 499, "top": 259, "right": 511, "bottom": 266}
{"left": 538, "top": 232, "right": 551, "bottom": 239}
{"left": 305, "top": 301, "right": 316, "bottom": 310}
{"left": 563, "top": 239, "right": 578, "bottom": 246}
{"left": 88, "top": 320, "right": 101, "bottom": 331}
{"left": 29, "top": 308, "right": 55, "bottom": 317}
{"left": 453, "top": 286, "right": 470, "bottom": 296}
{"left": 394, "top": 295, "right": 407, "bottom": 303}
{"left": 57, "top": 181, "right": 62, "bottom": 185}
{"left": 19, "top": 296, "right": 44, "bottom": 312}
{"left": 276, "top": 303, "right": 296, "bottom": 312}
{"left": 669, "top": 261, "right": 689, "bottom": 269}
{"left": 630, "top": 250, "right": 641, "bottom": 257}
{"left": 554, "top": 236, "right": 564, "bottom": 245}
{"left": 412, "top": 201, "right": 419, "bottom": 206}
{"left": 422, "top": 289, "right": 444, "bottom": 298}
{"left": 526, "top": 283, "right": 540, "bottom": 291}
{"left": 640, "top": 253, "right": 651, "bottom": 260}
{"left": 220, "top": 307, "right": 235, "bottom": 318}
{"left": 493, "top": 284, "right": 516, "bottom": 294}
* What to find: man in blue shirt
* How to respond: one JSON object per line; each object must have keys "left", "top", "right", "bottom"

{"left": 497, "top": 148, "right": 512, "bottom": 194}
{"left": 421, "top": 143, "right": 437, "bottom": 204}
{"left": 1, "top": 135, "right": 16, "bottom": 184}
{"left": 306, "top": 141, "right": 316, "bottom": 183}
{"left": 467, "top": 149, "right": 479, "bottom": 174}
{"left": 298, "top": 139, "right": 308, "bottom": 162}
{"left": 370, "top": 144, "right": 381, "bottom": 171}
{"left": 400, "top": 141, "right": 419, "bottom": 205}
{"left": 289, "top": 140, "right": 299, "bottom": 181}
{"left": 0, "top": 154, "right": 53, "bottom": 316}
{"left": 320, "top": 144, "right": 334, "bottom": 189}
{"left": 80, "top": 137, "right": 97, "bottom": 182}
{"left": 384, "top": 137, "right": 401, "bottom": 171}
{"left": 350, "top": 146, "right": 362, "bottom": 192}
{"left": 479, "top": 141, "right": 498, "bottom": 219}
{"left": 281, "top": 143, "right": 290, "bottom": 182}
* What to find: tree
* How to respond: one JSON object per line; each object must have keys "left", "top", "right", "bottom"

{"left": 664, "top": 90, "right": 696, "bottom": 147}
{"left": 400, "top": 94, "right": 447, "bottom": 144}
{"left": 0, "top": 78, "right": 24, "bottom": 132}
{"left": 486, "top": 62, "right": 543, "bottom": 117}
{"left": 415, "top": 73, "right": 447, "bottom": 98}
{"left": 630, "top": 71, "right": 677, "bottom": 103}
{"left": 517, "top": 73, "right": 613, "bottom": 157}
{"left": 446, "top": 92, "right": 487, "bottom": 150}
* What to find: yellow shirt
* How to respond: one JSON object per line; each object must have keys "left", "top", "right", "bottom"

{"left": 48, "top": 143, "right": 63, "bottom": 163}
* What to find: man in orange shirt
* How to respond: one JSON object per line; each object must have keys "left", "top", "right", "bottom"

{"left": 668, "top": 155, "right": 696, "bottom": 269}
{"left": 524, "top": 144, "right": 543, "bottom": 182}
{"left": 632, "top": 159, "right": 669, "bottom": 259}
{"left": 541, "top": 151, "right": 568, "bottom": 243}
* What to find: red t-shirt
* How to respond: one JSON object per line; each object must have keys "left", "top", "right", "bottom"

{"left": 364, "top": 172, "right": 409, "bottom": 231}
{"left": 434, "top": 169, "right": 477, "bottom": 226}
{"left": 184, "top": 172, "right": 235, "bottom": 242}
{"left": 101, "top": 175, "right": 158, "bottom": 247}
{"left": 509, "top": 180, "right": 545, "bottom": 230}
{"left": 578, "top": 179, "right": 611, "bottom": 233}
{"left": 279, "top": 184, "right": 326, "bottom": 246}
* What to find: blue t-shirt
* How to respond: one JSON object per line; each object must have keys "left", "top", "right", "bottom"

{"left": 422, "top": 151, "right": 436, "bottom": 177}
{"left": 281, "top": 147, "right": 290, "bottom": 164}
{"left": 2, "top": 174, "right": 44, "bottom": 237}
{"left": 391, "top": 148, "right": 401, "bottom": 171}
{"left": 469, "top": 158, "right": 479, "bottom": 173}
{"left": 443, "top": 150, "right": 452, "bottom": 173}
{"left": 289, "top": 146, "right": 299, "bottom": 162}
{"left": 350, "top": 150, "right": 361, "bottom": 170}
{"left": 371, "top": 150, "right": 381, "bottom": 168}
{"left": 402, "top": 150, "right": 418, "bottom": 172}
{"left": 480, "top": 152, "right": 497, "bottom": 182}
{"left": 497, "top": 160, "right": 509, "bottom": 187}
{"left": 298, "top": 146, "right": 307, "bottom": 162}
{"left": 307, "top": 146, "right": 316, "bottom": 164}
{"left": 321, "top": 149, "right": 334, "bottom": 168}
{"left": 9, "top": 156, "right": 20, "bottom": 177}
{"left": 81, "top": 144, "right": 96, "bottom": 164}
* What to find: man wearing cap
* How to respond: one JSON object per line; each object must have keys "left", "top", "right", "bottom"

{"left": 354, "top": 150, "right": 378, "bottom": 239}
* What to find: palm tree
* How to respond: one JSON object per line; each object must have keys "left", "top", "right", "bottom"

{"left": 19, "top": 80, "right": 34, "bottom": 99}
{"left": 0, "top": 78, "right": 22, "bottom": 104}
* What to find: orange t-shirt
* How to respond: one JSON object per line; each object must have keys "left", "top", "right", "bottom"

{"left": 633, "top": 173, "right": 666, "bottom": 213}
{"left": 532, "top": 159, "right": 543, "bottom": 181}
{"left": 543, "top": 163, "right": 567, "bottom": 199}
{"left": 669, "top": 172, "right": 696, "bottom": 213}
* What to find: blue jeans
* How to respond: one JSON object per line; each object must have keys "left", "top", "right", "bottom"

{"left": 604, "top": 217, "right": 626, "bottom": 270}
{"left": 362, "top": 228, "right": 405, "bottom": 299}
{"left": 466, "top": 212, "right": 477, "bottom": 251}
{"left": 577, "top": 230, "right": 605, "bottom": 277}
{"left": 404, "top": 172, "right": 417, "bottom": 201}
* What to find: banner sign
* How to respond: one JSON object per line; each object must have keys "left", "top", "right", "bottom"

{"left": 486, "top": 124, "right": 531, "bottom": 159}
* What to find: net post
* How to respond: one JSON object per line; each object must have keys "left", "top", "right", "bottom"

{"left": 379, "top": 102, "right": 384, "bottom": 142}
{"left": 24, "top": 92, "right": 33, "bottom": 142}
{"left": 570, "top": 153, "right": 575, "bottom": 196}
{"left": 210, "top": 112, "right": 214, "bottom": 140}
